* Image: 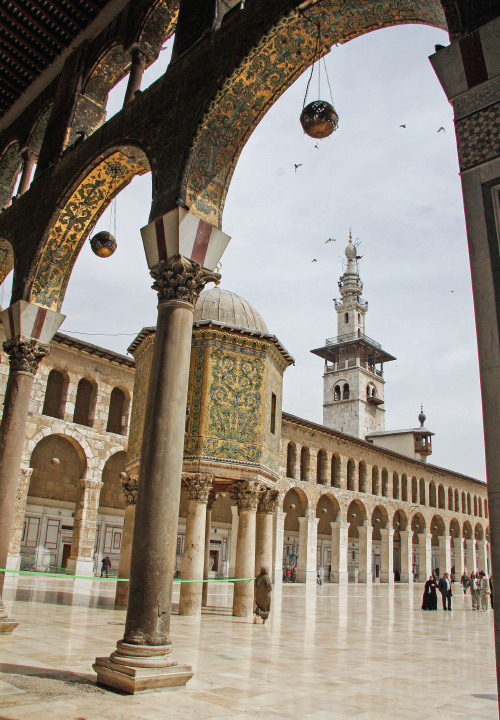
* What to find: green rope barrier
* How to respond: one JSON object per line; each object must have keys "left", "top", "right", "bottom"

{"left": 0, "top": 568, "right": 255, "bottom": 583}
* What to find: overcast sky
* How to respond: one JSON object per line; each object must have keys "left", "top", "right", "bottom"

{"left": 3, "top": 22, "right": 485, "bottom": 481}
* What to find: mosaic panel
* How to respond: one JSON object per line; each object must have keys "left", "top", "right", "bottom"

{"left": 456, "top": 102, "right": 500, "bottom": 171}
{"left": 0, "top": 239, "right": 14, "bottom": 286}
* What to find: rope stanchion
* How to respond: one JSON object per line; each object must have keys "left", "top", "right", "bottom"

{"left": 0, "top": 568, "right": 255, "bottom": 583}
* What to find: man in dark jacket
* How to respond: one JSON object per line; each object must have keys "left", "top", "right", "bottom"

{"left": 438, "top": 572, "right": 452, "bottom": 610}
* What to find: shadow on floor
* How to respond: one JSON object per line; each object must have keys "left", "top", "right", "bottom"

{"left": 471, "top": 694, "right": 498, "bottom": 701}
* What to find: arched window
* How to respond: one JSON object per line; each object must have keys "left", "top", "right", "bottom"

{"left": 438, "top": 484, "right": 445, "bottom": 509}
{"left": 454, "top": 489, "right": 459, "bottom": 512}
{"left": 331, "top": 453, "right": 341, "bottom": 488}
{"left": 42, "top": 369, "right": 66, "bottom": 419}
{"left": 343, "top": 383, "right": 350, "bottom": 400}
{"left": 366, "top": 384, "right": 376, "bottom": 399}
{"left": 316, "top": 449, "right": 327, "bottom": 485}
{"left": 286, "top": 442, "right": 296, "bottom": 479}
{"left": 393, "top": 472, "right": 399, "bottom": 499}
{"left": 401, "top": 474, "right": 408, "bottom": 502}
{"left": 382, "top": 468, "right": 389, "bottom": 497}
{"left": 344, "top": 312, "right": 349, "bottom": 324}
{"left": 300, "top": 447, "right": 310, "bottom": 481}
{"left": 478, "top": 498, "right": 483, "bottom": 517}
{"left": 347, "top": 459, "right": 356, "bottom": 491}
{"left": 357, "top": 313, "right": 361, "bottom": 324}
{"left": 462, "top": 492, "right": 466, "bottom": 514}
{"left": 467, "top": 493, "right": 471, "bottom": 515}
{"left": 334, "top": 385, "right": 341, "bottom": 401}
{"left": 419, "top": 478, "right": 426, "bottom": 506}
{"left": 448, "top": 487, "right": 453, "bottom": 510}
{"left": 474, "top": 495, "right": 478, "bottom": 516}
{"left": 372, "top": 466, "right": 380, "bottom": 495}
{"left": 73, "top": 378, "right": 95, "bottom": 427}
{"left": 485, "top": 499, "right": 489, "bottom": 519}
{"left": 107, "top": 387, "right": 126, "bottom": 434}
{"left": 359, "top": 461, "right": 367, "bottom": 493}
{"left": 412, "top": 476, "right": 418, "bottom": 504}
{"left": 429, "top": 481, "right": 436, "bottom": 508}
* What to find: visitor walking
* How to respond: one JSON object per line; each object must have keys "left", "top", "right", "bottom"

{"left": 461, "top": 572, "right": 470, "bottom": 594}
{"left": 438, "top": 572, "right": 452, "bottom": 611}
{"left": 285, "top": 566, "right": 291, "bottom": 583}
{"left": 422, "top": 575, "right": 438, "bottom": 610}
{"left": 101, "top": 556, "right": 111, "bottom": 577}
{"left": 451, "top": 566, "right": 455, "bottom": 584}
{"left": 254, "top": 566, "right": 272, "bottom": 624}
{"left": 470, "top": 572, "right": 481, "bottom": 610}
{"left": 290, "top": 566, "right": 297, "bottom": 583}
{"left": 480, "top": 572, "right": 490, "bottom": 611}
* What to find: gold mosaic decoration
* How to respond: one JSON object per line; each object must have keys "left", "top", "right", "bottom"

{"left": 182, "top": 0, "right": 445, "bottom": 227}
{"left": 28, "top": 149, "right": 149, "bottom": 311}
{"left": 0, "top": 240, "right": 14, "bottom": 287}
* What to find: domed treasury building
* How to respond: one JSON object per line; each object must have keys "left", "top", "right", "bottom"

{"left": 2, "top": 249, "right": 489, "bottom": 632}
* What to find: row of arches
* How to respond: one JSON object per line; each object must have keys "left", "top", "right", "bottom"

{"left": 285, "top": 442, "right": 487, "bottom": 518}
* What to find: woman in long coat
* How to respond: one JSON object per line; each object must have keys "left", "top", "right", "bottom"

{"left": 422, "top": 575, "right": 438, "bottom": 610}
{"left": 254, "top": 567, "right": 272, "bottom": 624}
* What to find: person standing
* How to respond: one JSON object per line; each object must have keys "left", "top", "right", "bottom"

{"left": 101, "top": 556, "right": 111, "bottom": 578}
{"left": 461, "top": 572, "right": 470, "bottom": 595}
{"left": 438, "top": 572, "right": 452, "bottom": 611}
{"left": 422, "top": 575, "right": 438, "bottom": 610}
{"left": 480, "top": 572, "right": 490, "bottom": 611}
{"left": 471, "top": 572, "right": 481, "bottom": 610}
{"left": 285, "top": 566, "right": 291, "bottom": 583}
{"left": 254, "top": 566, "right": 272, "bottom": 624}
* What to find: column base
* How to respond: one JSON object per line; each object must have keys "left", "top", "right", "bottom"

{"left": 115, "top": 581, "right": 129, "bottom": 607}
{"left": 358, "top": 572, "right": 372, "bottom": 584}
{"left": 93, "top": 641, "right": 193, "bottom": 694}
{"left": 66, "top": 558, "right": 94, "bottom": 577}
{"left": 0, "top": 604, "right": 18, "bottom": 635}
{"left": 380, "top": 573, "right": 395, "bottom": 584}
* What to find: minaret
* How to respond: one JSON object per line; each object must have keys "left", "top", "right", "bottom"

{"left": 311, "top": 231, "right": 396, "bottom": 439}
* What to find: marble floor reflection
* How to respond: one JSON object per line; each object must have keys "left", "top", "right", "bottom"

{"left": 0, "top": 576, "right": 497, "bottom": 720}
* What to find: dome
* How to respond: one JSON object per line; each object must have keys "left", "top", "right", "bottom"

{"left": 194, "top": 287, "right": 268, "bottom": 333}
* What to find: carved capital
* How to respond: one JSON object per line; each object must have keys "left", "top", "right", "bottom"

{"left": 3, "top": 337, "right": 50, "bottom": 375}
{"left": 183, "top": 473, "right": 213, "bottom": 502}
{"left": 257, "top": 488, "right": 279, "bottom": 514}
{"left": 151, "top": 254, "right": 220, "bottom": 306}
{"left": 232, "top": 480, "right": 264, "bottom": 511}
{"left": 121, "top": 475, "right": 138, "bottom": 506}
{"left": 131, "top": 47, "right": 148, "bottom": 67}
{"left": 76, "top": 478, "right": 103, "bottom": 492}
{"left": 207, "top": 490, "right": 218, "bottom": 511}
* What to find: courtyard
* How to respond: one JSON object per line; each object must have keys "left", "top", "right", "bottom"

{"left": 0, "top": 576, "right": 496, "bottom": 720}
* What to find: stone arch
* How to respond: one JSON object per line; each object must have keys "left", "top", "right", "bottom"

{"left": 26, "top": 146, "right": 150, "bottom": 312}
{"left": 82, "top": 43, "right": 132, "bottom": 110}
{"left": 447, "top": 486, "right": 453, "bottom": 511}
{"left": 137, "top": 0, "right": 178, "bottom": 57}
{"left": 97, "top": 444, "right": 128, "bottom": 473}
{"left": 286, "top": 441, "right": 297, "bottom": 479}
{"left": 283, "top": 486, "right": 308, "bottom": 532}
{"left": 300, "top": 446, "right": 310, "bottom": 481}
{"left": 438, "top": 483, "right": 445, "bottom": 509}
{"left": 27, "top": 103, "right": 53, "bottom": 156}
{"left": 347, "top": 499, "right": 367, "bottom": 539}
{"left": 393, "top": 508, "right": 408, "bottom": 539}
{"left": 0, "top": 141, "right": 22, "bottom": 209}
{"left": 401, "top": 473, "right": 408, "bottom": 502}
{"left": 475, "top": 522, "right": 484, "bottom": 540}
{"left": 23, "top": 424, "right": 95, "bottom": 473}
{"left": 463, "top": 520, "right": 473, "bottom": 539}
{"left": 316, "top": 448, "right": 327, "bottom": 485}
{"left": 392, "top": 471, "right": 399, "bottom": 500}
{"left": 485, "top": 499, "right": 489, "bottom": 519}
{"left": 358, "top": 460, "right": 367, "bottom": 493}
{"left": 381, "top": 467, "right": 389, "bottom": 497}
{"left": 180, "top": 0, "right": 446, "bottom": 228}
{"left": 106, "top": 385, "right": 131, "bottom": 435}
{"left": 371, "top": 504, "right": 389, "bottom": 541}
{"left": 449, "top": 517, "right": 461, "bottom": 539}
{"left": 419, "top": 478, "right": 426, "bottom": 506}
{"left": 429, "top": 480, "right": 437, "bottom": 508}
{"left": 0, "top": 239, "right": 14, "bottom": 286}
{"left": 473, "top": 495, "right": 478, "bottom": 516}
{"left": 347, "top": 458, "right": 356, "bottom": 492}
{"left": 28, "top": 433, "right": 88, "bottom": 504}
{"left": 461, "top": 491, "right": 466, "bottom": 514}
{"left": 372, "top": 465, "right": 380, "bottom": 495}
{"left": 73, "top": 377, "right": 98, "bottom": 428}
{"left": 99, "top": 450, "right": 127, "bottom": 510}
{"left": 411, "top": 511, "right": 426, "bottom": 543}
{"left": 411, "top": 476, "right": 418, "bottom": 504}
{"left": 331, "top": 452, "right": 340, "bottom": 488}
{"left": 467, "top": 492, "right": 472, "bottom": 515}
{"left": 42, "top": 367, "right": 70, "bottom": 420}
{"left": 454, "top": 488, "right": 459, "bottom": 513}
{"left": 316, "top": 493, "right": 340, "bottom": 534}
{"left": 478, "top": 497, "right": 483, "bottom": 517}
{"left": 430, "top": 514, "right": 446, "bottom": 546}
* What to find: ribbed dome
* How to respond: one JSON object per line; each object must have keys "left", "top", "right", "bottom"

{"left": 194, "top": 287, "right": 268, "bottom": 333}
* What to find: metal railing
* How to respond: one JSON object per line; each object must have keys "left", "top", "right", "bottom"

{"left": 325, "top": 331, "right": 382, "bottom": 349}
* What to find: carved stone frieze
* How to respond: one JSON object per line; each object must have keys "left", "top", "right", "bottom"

{"left": 121, "top": 475, "right": 138, "bottom": 506}
{"left": 3, "top": 337, "right": 51, "bottom": 375}
{"left": 151, "top": 254, "right": 220, "bottom": 306}
{"left": 232, "top": 480, "right": 264, "bottom": 511}
{"left": 257, "top": 488, "right": 279, "bottom": 514}
{"left": 453, "top": 76, "right": 500, "bottom": 120}
{"left": 183, "top": 473, "right": 213, "bottom": 502}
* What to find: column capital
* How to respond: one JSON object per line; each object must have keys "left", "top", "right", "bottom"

{"left": 207, "top": 490, "right": 218, "bottom": 511}
{"left": 183, "top": 473, "right": 213, "bottom": 502}
{"left": 257, "top": 488, "right": 279, "bottom": 514}
{"left": 121, "top": 475, "right": 138, "bottom": 506}
{"left": 399, "top": 530, "right": 412, "bottom": 539}
{"left": 3, "top": 337, "right": 50, "bottom": 375}
{"left": 151, "top": 255, "right": 220, "bottom": 306}
{"left": 331, "top": 520, "right": 349, "bottom": 531}
{"left": 232, "top": 480, "right": 263, "bottom": 511}
{"left": 380, "top": 528, "right": 394, "bottom": 538}
{"left": 130, "top": 47, "right": 148, "bottom": 67}
{"left": 21, "top": 149, "right": 38, "bottom": 163}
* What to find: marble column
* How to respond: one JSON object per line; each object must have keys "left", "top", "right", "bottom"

{"left": 202, "top": 490, "right": 217, "bottom": 607}
{"left": 438, "top": 535, "right": 452, "bottom": 575}
{"left": 66, "top": 478, "right": 103, "bottom": 577}
{"left": 272, "top": 507, "right": 285, "bottom": 586}
{"left": 232, "top": 480, "right": 262, "bottom": 617}
{"left": 16, "top": 150, "right": 37, "bottom": 196}
{"left": 7, "top": 467, "right": 33, "bottom": 570}
{"left": 330, "top": 521, "right": 348, "bottom": 585}
{"left": 380, "top": 528, "right": 394, "bottom": 584}
{"left": 0, "top": 310, "right": 62, "bottom": 635}
{"left": 228, "top": 504, "right": 238, "bottom": 577}
{"left": 466, "top": 539, "right": 477, "bottom": 573}
{"left": 399, "top": 530, "right": 413, "bottom": 584}
{"left": 179, "top": 474, "right": 213, "bottom": 616}
{"left": 297, "top": 510, "right": 319, "bottom": 585}
{"left": 358, "top": 526, "right": 373, "bottom": 584}
{"left": 477, "top": 540, "right": 488, "bottom": 574}
{"left": 115, "top": 476, "right": 137, "bottom": 607}
{"left": 453, "top": 536, "right": 465, "bottom": 579}
{"left": 418, "top": 533, "right": 432, "bottom": 582}
{"left": 255, "top": 490, "right": 279, "bottom": 579}
{"left": 94, "top": 255, "right": 219, "bottom": 692}
{"left": 123, "top": 49, "right": 147, "bottom": 105}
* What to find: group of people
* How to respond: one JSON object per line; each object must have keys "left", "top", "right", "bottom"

{"left": 422, "top": 567, "right": 492, "bottom": 612}
{"left": 283, "top": 566, "right": 297, "bottom": 583}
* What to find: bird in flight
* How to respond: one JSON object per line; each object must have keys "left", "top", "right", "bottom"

{"left": 294, "top": 164, "right": 302, "bottom": 172}
{"left": 399, "top": 124, "right": 406, "bottom": 128}
{"left": 311, "top": 259, "right": 317, "bottom": 262}
{"left": 325, "top": 238, "right": 336, "bottom": 243}
{"left": 438, "top": 127, "right": 445, "bottom": 133}
{"left": 314, "top": 144, "right": 319, "bottom": 149}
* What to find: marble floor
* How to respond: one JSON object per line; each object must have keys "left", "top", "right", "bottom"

{"left": 0, "top": 576, "right": 497, "bottom": 720}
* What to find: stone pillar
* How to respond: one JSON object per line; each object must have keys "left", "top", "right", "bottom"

{"left": 453, "top": 536, "right": 465, "bottom": 579}
{"left": 358, "top": 526, "right": 373, "bottom": 584}
{"left": 330, "top": 521, "right": 348, "bottom": 585}
{"left": 466, "top": 539, "right": 477, "bottom": 573}
{"left": 16, "top": 150, "right": 37, "bottom": 196}
{"left": 477, "top": 540, "right": 488, "bottom": 574}
{"left": 202, "top": 490, "right": 217, "bottom": 607}
{"left": 179, "top": 474, "right": 213, "bottom": 616}
{"left": 228, "top": 504, "right": 238, "bottom": 578}
{"left": 418, "top": 533, "right": 432, "bottom": 582}
{"left": 399, "top": 530, "right": 413, "bottom": 584}
{"left": 297, "top": 510, "right": 319, "bottom": 585}
{"left": 123, "top": 49, "right": 147, "bottom": 105}
{"left": 94, "top": 255, "right": 220, "bottom": 692}
{"left": 438, "top": 535, "right": 452, "bottom": 575}
{"left": 380, "top": 528, "right": 394, "bottom": 584}
{"left": 0, "top": 305, "right": 63, "bottom": 635}
{"left": 272, "top": 507, "right": 285, "bottom": 586}
{"left": 232, "top": 480, "right": 262, "bottom": 617}
{"left": 66, "top": 478, "right": 103, "bottom": 577}
{"left": 7, "top": 467, "right": 33, "bottom": 570}
{"left": 255, "top": 490, "right": 278, "bottom": 579}
{"left": 115, "top": 476, "right": 137, "bottom": 607}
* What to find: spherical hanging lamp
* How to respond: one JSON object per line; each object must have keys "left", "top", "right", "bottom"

{"left": 300, "top": 100, "right": 338, "bottom": 139}
{"left": 90, "top": 231, "right": 117, "bottom": 258}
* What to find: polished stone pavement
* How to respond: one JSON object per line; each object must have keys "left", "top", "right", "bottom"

{"left": 0, "top": 576, "right": 497, "bottom": 720}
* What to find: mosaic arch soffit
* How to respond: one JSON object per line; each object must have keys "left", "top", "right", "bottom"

{"left": 28, "top": 148, "right": 150, "bottom": 312}
{"left": 182, "top": 0, "right": 446, "bottom": 228}
{"left": 0, "top": 239, "right": 14, "bottom": 286}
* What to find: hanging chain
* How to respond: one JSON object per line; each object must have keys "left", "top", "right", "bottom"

{"left": 114, "top": 195, "right": 117, "bottom": 239}
{"left": 322, "top": 56, "right": 334, "bottom": 106}
{"left": 302, "top": 22, "right": 321, "bottom": 108}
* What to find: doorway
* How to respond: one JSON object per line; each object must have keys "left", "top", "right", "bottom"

{"left": 209, "top": 550, "right": 219, "bottom": 573}
{"left": 61, "top": 544, "right": 71, "bottom": 569}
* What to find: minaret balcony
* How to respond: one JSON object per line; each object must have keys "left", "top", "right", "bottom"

{"left": 325, "top": 331, "right": 382, "bottom": 349}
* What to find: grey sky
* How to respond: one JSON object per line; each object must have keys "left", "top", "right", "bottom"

{"left": 3, "top": 22, "right": 484, "bottom": 481}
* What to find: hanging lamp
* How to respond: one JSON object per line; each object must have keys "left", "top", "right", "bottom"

{"left": 90, "top": 166, "right": 121, "bottom": 258}
{"left": 300, "top": 27, "right": 338, "bottom": 139}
